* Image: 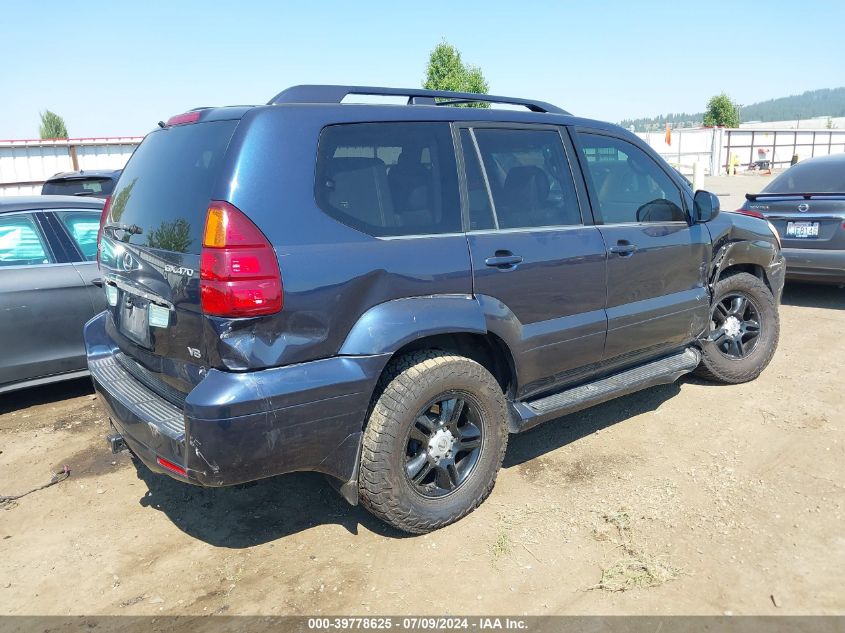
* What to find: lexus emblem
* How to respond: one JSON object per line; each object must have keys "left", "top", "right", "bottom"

{"left": 122, "top": 252, "right": 134, "bottom": 271}
{"left": 797, "top": 203, "right": 809, "bottom": 212}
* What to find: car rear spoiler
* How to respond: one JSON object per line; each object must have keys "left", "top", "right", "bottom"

{"left": 51, "top": 175, "right": 113, "bottom": 181}
{"left": 746, "top": 192, "right": 845, "bottom": 200}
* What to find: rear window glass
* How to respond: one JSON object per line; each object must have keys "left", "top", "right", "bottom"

{"left": 42, "top": 178, "right": 115, "bottom": 197}
{"left": 315, "top": 122, "right": 461, "bottom": 237}
{"left": 106, "top": 120, "right": 237, "bottom": 254}
{"left": 764, "top": 158, "right": 845, "bottom": 193}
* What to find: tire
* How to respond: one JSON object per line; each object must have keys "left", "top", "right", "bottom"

{"left": 358, "top": 350, "right": 508, "bottom": 534}
{"left": 695, "top": 271, "right": 779, "bottom": 384}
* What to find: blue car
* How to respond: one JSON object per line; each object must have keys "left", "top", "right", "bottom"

{"left": 86, "top": 85, "right": 784, "bottom": 533}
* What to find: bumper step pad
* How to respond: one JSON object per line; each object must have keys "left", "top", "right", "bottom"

{"left": 89, "top": 356, "right": 186, "bottom": 440}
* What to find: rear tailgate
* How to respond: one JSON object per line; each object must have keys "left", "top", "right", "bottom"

{"left": 99, "top": 118, "right": 238, "bottom": 398}
{"left": 746, "top": 195, "right": 845, "bottom": 249}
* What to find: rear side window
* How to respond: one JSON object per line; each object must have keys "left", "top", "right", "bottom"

{"left": 472, "top": 128, "right": 581, "bottom": 229}
{"left": 578, "top": 133, "right": 686, "bottom": 224}
{"left": 315, "top": 122, "right": 461, "bottom": 237}
{"left": 106, "top": 121, "right": 237, "bottom": 254}
{"left": 0, "top": 214, "right": 53, "bottom": 266}
{"left": 42, "top": 178, "right": 115, "bottom": 197}
{"left": 56, "top": 210, "right": 100, "bottom": 261}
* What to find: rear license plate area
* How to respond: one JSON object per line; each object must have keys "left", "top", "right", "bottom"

{"left": 786, "top": 221, "right": 819, "bottom": 238}
{"left": 118, "top": 293, "right": 152, "bottom": 347}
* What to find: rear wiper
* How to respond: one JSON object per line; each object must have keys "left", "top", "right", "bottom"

{"left": 103, "top": 222, "right": 143, "bottom": 236}
{"left": 73, "top": 191, "right": 95, "bottom": 196}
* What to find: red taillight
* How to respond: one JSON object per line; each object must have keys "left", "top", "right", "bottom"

{"left": 734, "top": 208, "right": 765, "bottom": 219}
{"left": 200, "top": 201, "right": 283, "bottom": 317}
{"left": 96, "top": 195, "right": 112, "bottom": 266}
{"left": 156, "top": 457, "right": 187, "bottom": 477}
{"left": 166, "top": 111, "right": 201, "bottom": 126}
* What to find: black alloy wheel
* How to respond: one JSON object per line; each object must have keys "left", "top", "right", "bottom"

{"left": 709, "top": 292, "right": 762, "bottom": 360}
{"left": 404, "top": 393, "right": 483, "bottom": 498}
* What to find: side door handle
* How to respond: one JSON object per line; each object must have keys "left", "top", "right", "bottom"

{"left": 485, "top": 253, "right": 523, "bottom": 269}
{"left": 609, "top": 241, "right": 637, "bottom": 256}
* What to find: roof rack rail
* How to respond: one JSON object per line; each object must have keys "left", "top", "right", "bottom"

{"left": 267, "top": 85, "right": 568, "bottom": 114}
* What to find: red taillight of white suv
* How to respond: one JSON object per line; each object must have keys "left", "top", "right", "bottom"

{"left": 200, "top": 201, "right": 283, "bottom": 317}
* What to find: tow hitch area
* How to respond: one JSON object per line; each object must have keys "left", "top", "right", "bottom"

{"left": 107, "top": 428, "right": 127, "bottom": 454}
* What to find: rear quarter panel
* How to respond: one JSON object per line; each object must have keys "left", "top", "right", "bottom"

{"left": 207, "top": 107, "right": 473, "bottom": 370}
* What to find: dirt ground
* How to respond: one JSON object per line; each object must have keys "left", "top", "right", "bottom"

{"left": 1, "top": 282, "right": 841, "bottom": 616}
{"left": 1, "top": 173, "right": 843, "bottom": 616}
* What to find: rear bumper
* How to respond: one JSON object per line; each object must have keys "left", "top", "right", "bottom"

{"left": 84, "top": 312, "right": 389, "bottom": 487}
{"left": 783, "top": 247, "right": 845, "bottom": 283}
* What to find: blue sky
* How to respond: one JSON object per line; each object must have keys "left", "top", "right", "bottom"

{"left": 2, "top": 0, "right": 844, "bottom": 138}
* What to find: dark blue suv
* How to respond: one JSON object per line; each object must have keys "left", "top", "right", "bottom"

{"left": 85, "top": 85, "right": 785, "bottom": 533}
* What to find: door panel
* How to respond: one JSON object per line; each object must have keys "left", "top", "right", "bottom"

{"left": 459, "top": 126, "right": 608, "bottom": 398}
{"left": 73, "top": 261, "right": 108, "bottom": 314}
{"left": 47, "top": 209, "right": 108, "bottom": 314}
{"left": 0, "top": 212, "right": 95, "bottom": 387}
{"left": 599, "top": 223, "right": 710, "bottom": 359}
{"left": 469, "top": 229, "right": 608, "bottom": 396}
{"left": 576, "top": 131, "right": 710, "bottom": 362}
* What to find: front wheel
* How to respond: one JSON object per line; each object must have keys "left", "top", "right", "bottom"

{"left": 358, "top": 351, "right": 508, "bottom": 534}
{"left": 695, "top": 271, "right": 780, "bottom": 384}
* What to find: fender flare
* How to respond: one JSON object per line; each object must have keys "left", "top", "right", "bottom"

{"left": 709, "top": 238, "right": 779, "bottom": 290}
{"left": 338, "top": 294, "right": 487, "bottom": 356}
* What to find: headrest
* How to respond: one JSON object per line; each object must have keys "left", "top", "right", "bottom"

{"left": 503, "top": 166, "right": 550, "bottom": 207}
{"left": 326, "top": 157, "right": 386, "bottom": 178}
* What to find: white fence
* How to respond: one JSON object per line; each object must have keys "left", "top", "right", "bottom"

{"left": 637, "top": 129, "right": 717, "bottom": 176}
{"left": 638, "top": 126, "right": 845, "bottom": 176}
{"left": 0, "top": 137, "right": 142, "bottom": 197}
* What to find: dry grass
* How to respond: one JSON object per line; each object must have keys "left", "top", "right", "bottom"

{"left": 588, "top": 508, "right": 681, "bottom": 592}
{"left": 591, "top": 549, "right": 681, "bottom": 592}
{"left": 490, "top": 525, "right": 513, "bottom": 562}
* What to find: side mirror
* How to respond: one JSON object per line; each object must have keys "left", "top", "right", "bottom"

{"left": 693, "top": 190, "right": 720, "bottom": 223}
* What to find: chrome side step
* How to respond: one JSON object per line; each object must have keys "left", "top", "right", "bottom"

{"left": 510, "top": 347, "right": 701, "bottom": 433}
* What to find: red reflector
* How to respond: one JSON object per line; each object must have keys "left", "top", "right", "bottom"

{"left": 200, "top": 201, "right": 283, "bottom": 317}
{"left": 96, "top": 195, "right": 112, "bottom": 267}
{"left": 156, "top": 457, "right": 187, "bottom": 477}
{"left": 734, "top": 209, "right": 765, "bottom": 219}
{"left": 166, "top": 111, "right": 201, "bottom": 126}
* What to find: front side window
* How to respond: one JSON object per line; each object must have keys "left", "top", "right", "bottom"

{"left": 472, "top": 128, "right": 581, "bottom": 229}
{"left": 578, "top": 133, "right": 686, "bottom": 224}
{"left": 315, "top": 122, "right": 461, "bottom": 237}
{"left": 0, "top": 214, "right": 53, "bottom": 266}
{"left": 56, "top": 210, "right": 100, "bottom": 261}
